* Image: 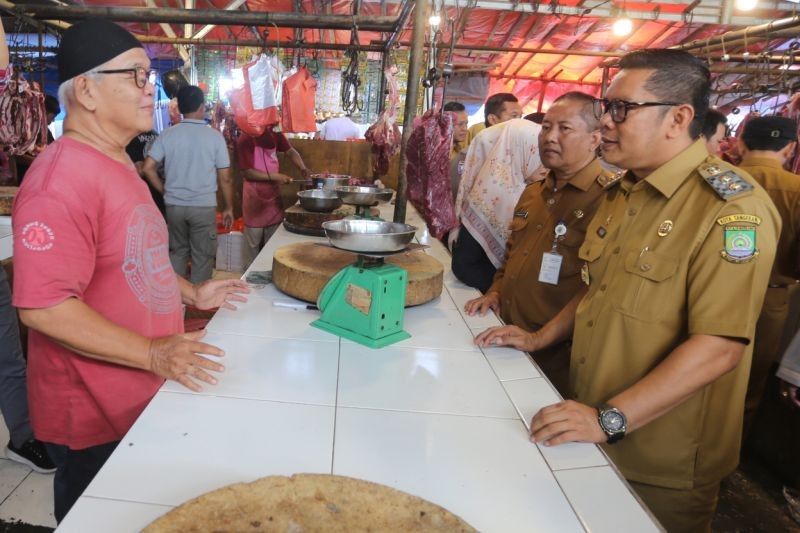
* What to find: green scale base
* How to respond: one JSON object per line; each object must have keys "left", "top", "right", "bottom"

{"left": 312, "top": 260, "right": 410, "bottom": 349}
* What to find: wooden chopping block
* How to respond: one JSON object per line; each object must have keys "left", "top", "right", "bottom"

{"left": 273, "top": 242, "right": 444, "bottom": 306}
{"left": 283, "top": 204, "right": 380, "bottom": 232}
{"left": 0, "top": 187, "right": 19, "bottom": 216}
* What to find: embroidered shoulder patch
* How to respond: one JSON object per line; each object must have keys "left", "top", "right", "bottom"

{"left": 698, "top": 163, "right": 753, "bottom": 200}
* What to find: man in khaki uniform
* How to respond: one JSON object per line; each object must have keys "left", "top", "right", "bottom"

{"left": 737, "top": 116, "right": 800, "bottom": 435}
{"left": 476, "top": 49, "right": 779, "bottom": 532}
{"left": 468, "top": 92, "right": 613, "bottom": 394}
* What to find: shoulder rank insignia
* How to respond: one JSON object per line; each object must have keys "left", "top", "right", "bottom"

{"left": 596, "top": 170, "right": 624, "bottom": 190}
{"left": 697, "top": 163, "right": 753, "bottom": 200}
{"left": 717, "top": 213, "right": 761, "bottom": 263}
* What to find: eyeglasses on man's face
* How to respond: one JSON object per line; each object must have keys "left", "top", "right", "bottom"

{"left": 593, "top": 98, "right": 681, "bottom": 124}
{"left": 93, "top": 67, "right": 158, "bottom": 89}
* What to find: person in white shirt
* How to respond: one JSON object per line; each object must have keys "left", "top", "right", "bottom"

{"left": 317, "top": 114, "right": 361, "bottom": 141}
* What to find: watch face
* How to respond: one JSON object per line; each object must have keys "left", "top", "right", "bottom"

{"left": 602, "top": 410, "right": 624, "bottom": 432}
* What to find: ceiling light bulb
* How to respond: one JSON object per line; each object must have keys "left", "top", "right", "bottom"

{"left": 736, "top": 0, "right": 758, "bottom": 10}
{"left": 613, "top": 17, "right": 632, "bottom": 37}
{"left": 429, "top": 14, "right": 441, "bottom": 27}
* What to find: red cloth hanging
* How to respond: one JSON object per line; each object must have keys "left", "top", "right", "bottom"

{"left": 281, "top": 67, "right": 317, "bottom": 133}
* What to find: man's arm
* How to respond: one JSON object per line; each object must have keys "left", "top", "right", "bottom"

{"left": 142, "top": 157, "right": 164, "bottom": 195}
{"left": 18, "top": 299, "right": 225, "bottom": 391}
{"left": 243, "top": 168, "right": 292, "bottom": 184}
{"left": 286, "top": 147, "right": 310, "bottom": 179}
{"left": 217, "top": 167, "right": 234, "bottom": 229}
{"left": 530, "top": 334, "right": 745, "bottom": 445}
{"left": 474, "top": 286, "right": 585, "bottom": 350}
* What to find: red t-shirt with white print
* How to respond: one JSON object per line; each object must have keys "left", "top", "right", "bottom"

{"left": 12, "top": 137, "right": 184, "bottom": 449}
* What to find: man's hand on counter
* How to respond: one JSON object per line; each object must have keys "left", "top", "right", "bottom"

{"left": 464, "top": 291, "right": 500, "bottom": 317}
{"left": 529, "top": 400, "right": 606, "bottom": 446}
{"left": 148, "top": 330, "right": 225, "bottom": 391}
{"left": 191, "top": 279, "right": 251, "bottom": 311}
{"left": 474, "top": 325, "right": 542, "bottom": 351}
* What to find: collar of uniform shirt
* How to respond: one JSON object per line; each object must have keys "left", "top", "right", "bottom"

{"left": 739, "top": 156, "right": 784, "bottom": 170}
{"left": 633, "top": 138, "right": 709, "bottom": 199}
{"left": 546, "top": 158, "right": 602, "bottom": 193}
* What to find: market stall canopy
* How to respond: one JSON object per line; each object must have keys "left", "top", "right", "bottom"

{"left": 4, "top": 0, "right": 800, "bottom": 109}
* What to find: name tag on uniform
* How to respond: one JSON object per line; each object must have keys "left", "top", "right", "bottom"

{"left": 538, "top": 252, "right": 562, "bottom": 285}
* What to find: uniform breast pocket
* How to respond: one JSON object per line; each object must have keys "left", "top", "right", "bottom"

{"left": 510, "top": 216, "right": 529, "bottom": 233}
{"left": 559, "top": 230, "right": 588, "bottom": 276}
{"left": 612, "top": 250, "right": 680, "bottom": 321}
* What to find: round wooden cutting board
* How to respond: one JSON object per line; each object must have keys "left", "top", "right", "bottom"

{"left": 283, "top": 204, "right": 380, "bottom": 236}
{"left": 272, "top": 242, "right": 444, "bottom": 306}
{"left": 143, "top": 474, "right": 476, "bottom": 532}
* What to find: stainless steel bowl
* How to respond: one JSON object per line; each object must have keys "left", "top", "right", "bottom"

{"left": 335, "top": 186, "right": 394, "bottom": 206}
{"left": 311, "top": 174, "right": 350, "bottom": 190}
{"left": 322, "top": 219, "right": 417, "bottom": 253}
{"left": 297, "top": 189, "right": 343, "bottom": 213}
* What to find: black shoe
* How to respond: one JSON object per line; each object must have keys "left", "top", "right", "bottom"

{"left": 6, "top": 439, "right": 56, "bottom": 474}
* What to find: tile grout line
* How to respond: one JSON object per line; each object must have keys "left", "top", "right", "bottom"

{"left": 0, "top": 468, "right": 32, "bottom": 509}
{"left": 329, "top": 337, "right": 341, "bottom": 475}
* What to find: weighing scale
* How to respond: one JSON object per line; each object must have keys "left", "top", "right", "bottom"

{"left": 312, "top": 247, "right": 413, "bottom": 348}
{"left": 310, "top": 187, "right": 418, "bottom": 348}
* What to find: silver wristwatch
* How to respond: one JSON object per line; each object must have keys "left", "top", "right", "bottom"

{"left": 597, "top": 404, "right": 627, "bottom": 444}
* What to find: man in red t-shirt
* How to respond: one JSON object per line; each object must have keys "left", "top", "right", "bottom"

{"left": 13, "top": 20, "right": 249, "bottom": 523}
{"left": 236, "top": 127, "right": 310, "bottom": 265}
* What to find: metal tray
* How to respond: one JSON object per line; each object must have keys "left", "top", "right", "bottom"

{"left": 297, "top": 189, "right": 343, "bottom": 213}
{"left": 322, "top": 219, "right": 417, "bottom": 253}
{"left": 334, "top": 186, "right": 393, "bottom": 206}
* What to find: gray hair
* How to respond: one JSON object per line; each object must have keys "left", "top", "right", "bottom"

{"left": 57, "top": 59, "right": 114, "bottom": 110}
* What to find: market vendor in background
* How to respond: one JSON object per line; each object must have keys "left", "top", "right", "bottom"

{"left": 475, "top": 49, "right": 779, "bottom": 532}
{"left": 12, "top": 19, "right": 250, "bottom": 523}
{"left": 316, "top": 112, "right": 361, "bottom": 141}
{"left": 237, "top": 123, "right": 311, "bottom": 266}
{"left": 468, "top": 92, "right": 611, "bottom": 394}
{"left": 467, "top": 92, "right": 523, "bottom": 140}
{"left": 736, "top": 116, "right": 800, "bottom": 437}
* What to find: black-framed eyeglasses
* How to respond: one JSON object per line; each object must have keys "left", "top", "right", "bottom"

{"left": 593, "top": 98, "right": 681, "bottom": 124}
{"left": 93, "top": 67, "right": 157, "bottom": 89}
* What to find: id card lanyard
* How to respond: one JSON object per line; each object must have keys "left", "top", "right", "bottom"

{"left": 539, "top": 220, "right": 566, "bottom": 285}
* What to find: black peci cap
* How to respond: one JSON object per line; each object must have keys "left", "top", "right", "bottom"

{"left": 58, "top": 19, "right": 143, "bottom": 84}
{"left": 743, "top": 115, "right": 798, "bottom": 142}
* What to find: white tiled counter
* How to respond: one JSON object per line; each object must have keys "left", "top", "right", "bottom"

{"left": 57, "top": 203, "right": 662, "bottom": 533}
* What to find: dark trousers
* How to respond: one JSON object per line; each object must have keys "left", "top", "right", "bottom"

{"left": 44, "top": 441, "right": 119, "bottom": 523}
{"left": 451, "top": 228, "right": 497, "bottom": 294}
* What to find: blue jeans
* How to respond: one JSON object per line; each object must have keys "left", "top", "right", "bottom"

{"left": 0, "top": 267, "right": 33, "bottom": 448}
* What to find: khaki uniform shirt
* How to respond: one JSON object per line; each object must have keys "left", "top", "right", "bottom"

{"left": 739, "top": 156, "right": 800, "bottom": 286}
{"left": 489, "top": 159, "right": 612, "bottom": 331}
{"left": 573, "top": 139, "right": 780, "bottom": 489}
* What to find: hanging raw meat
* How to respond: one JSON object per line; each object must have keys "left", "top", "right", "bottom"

{"left": 405, "top": 110, "right": 458, "bottom": 240}
{"left": 0, "top": 67, "right": 47, "bottom": 156}
{"left": 365, "top": 65, "right": 401, "bottom": 176}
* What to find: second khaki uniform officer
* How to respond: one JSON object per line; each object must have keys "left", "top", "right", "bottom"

{"left": 737, "top": 116, "right": 800, "bottom": 434}
{"left": 469, "top": 92, "right": 612, "bottom": 393}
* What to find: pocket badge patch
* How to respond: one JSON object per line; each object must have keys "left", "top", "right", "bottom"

{"left": 721, "top": 226, "right": 758, "bottom": 263}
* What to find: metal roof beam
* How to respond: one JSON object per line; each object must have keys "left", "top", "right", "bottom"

{"left": 11, "top": 4, "right": 398, "bottom": 31}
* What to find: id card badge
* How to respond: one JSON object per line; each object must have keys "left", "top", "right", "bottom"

{"left": 538, "top": 252, "right": 563, "bottom": 285}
